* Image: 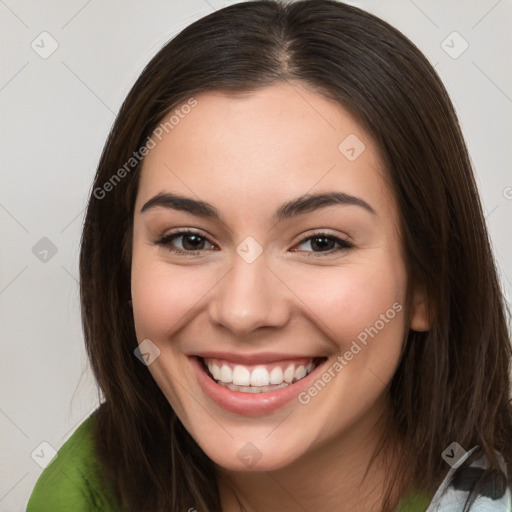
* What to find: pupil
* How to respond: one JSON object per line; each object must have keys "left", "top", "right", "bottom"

{"left": 181, "top": 235, "right": 334, "bottom": 252}
{"left": 183, "top": 234, "right": 203, "bottom": 250}
{"left": 312, "top": 236, "right": 333, "bottom": 251}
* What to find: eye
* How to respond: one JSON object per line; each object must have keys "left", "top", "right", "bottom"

{"left": 153, "top": 228, "right": 216, "bottom": 255}
{"left": 292, "top": 232, "right": 354, "bottom": 256}
{"left": 153, "top": 229, "right": 354, "bottom": 257}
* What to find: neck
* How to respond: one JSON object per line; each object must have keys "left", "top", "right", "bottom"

{"left": 216, "top": 396, "right": 404, "bottom": 512}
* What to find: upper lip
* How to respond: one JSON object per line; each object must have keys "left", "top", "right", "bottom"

{"left": 192, "top": 351, "right": 325, "bottom": 365}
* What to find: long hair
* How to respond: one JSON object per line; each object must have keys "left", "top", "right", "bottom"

{"left": 79, "top": 1, "right": 512, "bottom": 510}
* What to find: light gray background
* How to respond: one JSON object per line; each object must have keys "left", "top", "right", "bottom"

{"left": 1, "top": 1, "right": 511, "bottom": 510}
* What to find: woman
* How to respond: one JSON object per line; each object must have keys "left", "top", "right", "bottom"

{"left": 27, "top": 1, "right": 512, "bottom": 511}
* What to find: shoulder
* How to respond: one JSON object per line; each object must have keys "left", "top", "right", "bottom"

{"left": 26, "top": 409, "right": 124, "bottom": 512}
{"left": 395, "top": 490, "right": 431, "bottom": 511}
{"left": 396, "top": 488, "right": 512, "bottom": 511}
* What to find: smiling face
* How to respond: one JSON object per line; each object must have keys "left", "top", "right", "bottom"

{"left": 130, "top": 81, "right": 429, "bottom": 473}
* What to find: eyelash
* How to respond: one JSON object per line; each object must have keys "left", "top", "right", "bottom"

{"left": 153, "top": 228, "right": 354, "bottom": 257}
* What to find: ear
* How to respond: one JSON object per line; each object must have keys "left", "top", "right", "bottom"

{"left": 410, "top": 285, "right": 431, "bottom": 332}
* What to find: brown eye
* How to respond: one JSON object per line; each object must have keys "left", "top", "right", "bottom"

{"left": 154, "top": 229, "right": 216, "bottom": 254}
{"left": 292, "top": 233, "right": 353, "bottom": 255}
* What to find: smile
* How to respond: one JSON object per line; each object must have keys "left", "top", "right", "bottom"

{"left": 191, "top": 354, "right": 328, "bottom": 415}
{"left": 202, "top": 357, "right": 322, "bottom": 393}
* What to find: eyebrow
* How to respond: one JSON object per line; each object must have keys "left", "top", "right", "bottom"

{"left": 140, "top": 191, "right": 377, "bottom": 222}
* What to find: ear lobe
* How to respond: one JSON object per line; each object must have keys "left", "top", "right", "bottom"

{"left": 410, "top": 285, "right": 431, "bottom": 332}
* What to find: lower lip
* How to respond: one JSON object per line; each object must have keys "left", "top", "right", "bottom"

{"left": 190, "top": 356, "right": 327, "bottom": 416}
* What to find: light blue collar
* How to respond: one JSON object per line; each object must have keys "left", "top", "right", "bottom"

{"left": 426, "top": 446, "right": 510, "bottom": 511}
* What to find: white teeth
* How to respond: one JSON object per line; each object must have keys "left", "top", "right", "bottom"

{"left": 205, "top": 358, "right": 320, "bottom": 392}
{"left": 294, "top": 365, "right": 307, "bottom": 381}
{"left": 232, "top": 365, "right": 251, "bottom": 386}
{"left": 283, "top": 365, "right": 295, "bottom": 383}
{"left": 219, "top": 381, "right": 290, "bottom": 393}
{"left": 269, "top": 366, "right": 284, "bottom": 385}
{"left": 210, "top": 363, "right": 220, "bottom": 380}
{"left": 250, "top": 367, "right": 270, "bottom": 386}
{"left": 219, "top": 365, "right": 233, "bottom": 383}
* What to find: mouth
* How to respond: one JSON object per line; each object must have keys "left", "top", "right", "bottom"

{"left": 199, "top": 355, "right": 327, "bottom": 393}
{"left": 190, "top": 353, "right": 330, "bottom": 415}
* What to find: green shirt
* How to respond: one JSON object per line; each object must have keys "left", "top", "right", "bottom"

{"left": 26, "top": 412, "right": 125, "bottom": 512}
{"left": 25, "top": 412, "right": 432, "bottom": 511}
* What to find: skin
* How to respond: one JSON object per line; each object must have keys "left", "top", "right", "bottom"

{"left": 130, "top": 81, "right": 430, "bottom": 511}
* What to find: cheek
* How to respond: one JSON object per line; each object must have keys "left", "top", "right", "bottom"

{"left": 130, "top": 248, "right": 213, "bottom": 340}
{"left": 290, "top": 257, "right": 407, "bottom": 421}
{"left": 286, "top": 255, "right": 407, "bottom": 344}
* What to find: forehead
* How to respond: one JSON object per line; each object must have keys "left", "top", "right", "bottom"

{"left": 135, "top": 82, "right": 394, "bottom": 220}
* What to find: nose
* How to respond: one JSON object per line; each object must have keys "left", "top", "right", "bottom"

{"left": 208, "top": 248, "right": 290, "bottom": 337}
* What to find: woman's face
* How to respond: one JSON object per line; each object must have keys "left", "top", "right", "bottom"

{"left": 131, "top": 82, "right": 429, "bottom": 471}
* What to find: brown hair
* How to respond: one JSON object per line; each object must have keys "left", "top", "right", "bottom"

{"left": 79, "top": 1, "right": 512, "bottom": 510}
